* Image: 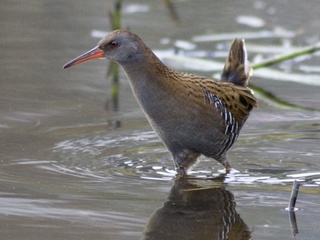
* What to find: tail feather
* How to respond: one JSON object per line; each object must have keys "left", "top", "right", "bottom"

{"left": 221, "top": 39, "right": 252, "bottom": 87}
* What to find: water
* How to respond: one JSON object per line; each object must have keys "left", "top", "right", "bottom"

{"left": 1, "top": 0, "right": 320, "bottom": 239}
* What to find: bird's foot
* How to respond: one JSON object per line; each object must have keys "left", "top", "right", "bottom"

{"left": 175, "top": 167, "right": 188, "bottom": 179}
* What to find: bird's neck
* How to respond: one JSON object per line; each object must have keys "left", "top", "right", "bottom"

{"left": 121, "top": 50, "right": 172, "bottom": 90}
{"left": 119, "top": 51, "right": 181, "bottom": 121}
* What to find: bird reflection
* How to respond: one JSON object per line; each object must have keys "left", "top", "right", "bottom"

{"left": 142, "top": 177, "right": 250, "bottom": 240}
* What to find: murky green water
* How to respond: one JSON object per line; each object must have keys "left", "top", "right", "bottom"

{"left": 1, "top": 1, "right": 320, "bottom": 239}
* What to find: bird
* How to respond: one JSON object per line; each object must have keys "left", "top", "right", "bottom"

{"left": 63, "top": 29, "right": 257, "bottom": 176}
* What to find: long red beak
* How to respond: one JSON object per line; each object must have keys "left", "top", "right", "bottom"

{"left": 63, "top": 46, "right": 104, "bottom": 69}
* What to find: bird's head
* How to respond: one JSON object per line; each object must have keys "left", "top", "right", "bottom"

{"left": 63, "top": 29, "right": 145, "bottom": 69}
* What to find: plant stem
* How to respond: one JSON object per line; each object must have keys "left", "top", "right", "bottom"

{"left": 252, "top": 42, "right": 320, "bottom": 69}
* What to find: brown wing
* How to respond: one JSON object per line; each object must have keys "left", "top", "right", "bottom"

{"left": 203, "top": 81, "right": 257, "bottom": 123}
{"left": 168, "top": 71, "right": 256, "bottom": 123}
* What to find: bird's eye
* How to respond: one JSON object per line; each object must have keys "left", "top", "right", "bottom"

{"left": 110, "top": 41, "right": 118, "bottom": 47}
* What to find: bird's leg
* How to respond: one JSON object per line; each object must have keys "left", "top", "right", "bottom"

{"left": 218, "top": 154, "right": 231, "bottom": 173}
{"left": 173, "top": 150, "right": 200, "bottom": 177}
{"left": 224, "top": 161, "right": 231, "bottom": 174}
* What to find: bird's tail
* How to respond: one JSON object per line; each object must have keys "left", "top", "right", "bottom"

{"left": 221, "top": 39, "right": 252, "bottom": 87}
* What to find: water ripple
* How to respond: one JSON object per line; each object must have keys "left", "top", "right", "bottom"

{"left": 50, "top": 129, "right": 320, "bottom": 188}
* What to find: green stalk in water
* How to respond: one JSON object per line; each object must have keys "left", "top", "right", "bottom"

{"left": 252, "top": 42, "right": 320, "bottom": 70}
{"left": 107, "top": 0, "right": 121, "bottom": 113}
{"left": 250, "top": 84, "right": 318, "bottom": 111}
{"left": 250, "top": 41, "right": 320, "bottom": 111}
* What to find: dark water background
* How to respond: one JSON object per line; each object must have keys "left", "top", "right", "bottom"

{"left": 1, "top": 1, "right": 320, "bottom": 239}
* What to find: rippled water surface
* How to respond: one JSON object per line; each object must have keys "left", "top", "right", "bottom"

{"left": 1, "top": 1, "right": 320, "bottom": 239}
